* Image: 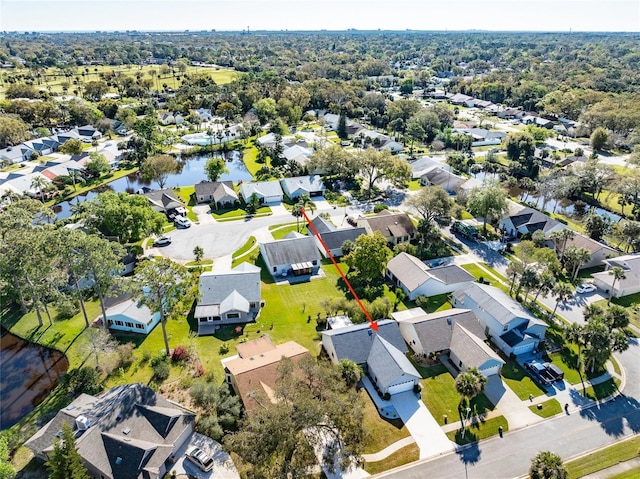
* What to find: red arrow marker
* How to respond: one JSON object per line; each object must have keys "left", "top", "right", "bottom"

{"left": 301, "top": 208, "right": 378, "bottom": 333}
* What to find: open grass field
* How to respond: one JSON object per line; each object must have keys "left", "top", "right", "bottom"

{"left": 0, "top": 64, "right": 238, "bottom": 99}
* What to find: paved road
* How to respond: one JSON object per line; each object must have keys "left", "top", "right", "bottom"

{"left": 376, "top": 338, "right": 640, "bottom": 479}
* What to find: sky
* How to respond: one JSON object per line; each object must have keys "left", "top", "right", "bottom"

{"left": 1, "top": 0, "right": 639, "bottom": 33}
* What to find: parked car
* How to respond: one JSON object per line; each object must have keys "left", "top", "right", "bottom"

{"left": 185, "top": 447, "right": 214, "bottom": 472}
{"left": 154, "top": 235, "right": 172, "bottom": 246}
{"left": 524, "top": 359, "right": 555, "bottom": 385}
{"left": 174, "top": 216, "right": 191, "bottom": 228}
{"left": 543, "top": 362, "right": 565, "bottom": 382}
{"left": 576, "top": 283, "right": 596, "bottom": 294}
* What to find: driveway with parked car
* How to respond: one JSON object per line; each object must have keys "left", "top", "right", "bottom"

{"left": 169, "top": 433, "right": 239, "bottom": 479}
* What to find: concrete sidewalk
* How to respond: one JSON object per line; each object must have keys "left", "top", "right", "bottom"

{"left": 362, "top": 436, "right": 416, "bottom": 462}
{"left": 483, "top": 375, "right": 542, "bottom": 429}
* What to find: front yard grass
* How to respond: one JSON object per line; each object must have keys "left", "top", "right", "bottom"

{"left": 529, "top": 398, "right": 563, "bottom": 418}
{"left": 565, "top": 435, "right": 640, "bottom": 479}
{"left": 361, "top": 390, "right": 410, "bottom": 454}
{"left": 232, "top": 236, "right": 256, "bottom": 260}
{"left": 582, "top": 378, "right": 621, "bottom": 401}
{"left": 269, "top": 222, "right": 308, "bottom": 239}
{"left": 500, "top": 357, "right": 546, "bottom": 400}
{"left": 446, "top": 415, "right": 508, "bottom": 446}
{"left": 364, "top": 444, "right": 419, "bottom": 475}
{"left": 417, "top": 362, "right": 495, "bottom": 426}
{"left": 212, "top": 205, "right": 271, "bottom": 220}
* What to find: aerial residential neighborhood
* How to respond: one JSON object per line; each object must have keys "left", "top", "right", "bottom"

{"left": 1, "top": 9, "right": 640, "bottom": 479}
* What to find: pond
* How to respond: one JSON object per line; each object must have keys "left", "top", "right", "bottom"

{"left": 0, "top": 326, "right": 69, "bottom": 429}
{"left": 52, "top": 151, "right": 251, "bottom": 220}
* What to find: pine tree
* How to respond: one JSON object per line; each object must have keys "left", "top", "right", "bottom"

{"left": 46, "top": 423, "right": 89, "bottom": 479}
{"left": 337, "top": 112, "right": 348, "bottom": 140}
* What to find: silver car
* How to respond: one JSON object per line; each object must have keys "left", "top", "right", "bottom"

{"left": 185, "top": 447, "right": 214, "bottom": 472}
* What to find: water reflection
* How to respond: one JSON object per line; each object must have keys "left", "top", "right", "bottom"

{"left": 52, "top": 151, "right": 251, "bottom": 220}
{"left": 0, "top": 326, "right": 69, "bottom": 429}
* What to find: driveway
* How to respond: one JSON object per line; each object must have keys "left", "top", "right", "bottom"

{"left": 482, "top": 375, "right": 541, "bottom": 429}
{"left": 170, "top": 433, "right": 239, "bottom": 479}
{"left": 390, "top": 391, "right": 454, "bottom": 459}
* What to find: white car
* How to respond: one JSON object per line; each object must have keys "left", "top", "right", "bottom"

{"left": 576, "top": 283, "right": 596, "bottom": 294}
{"left": 185, "top": 447, "right": 214, "bottom": 472}
{"left": 174, "top": 216, "right": 191, "bottom": 228}
{"left": 153, "top": 235, "right": 172, "bottom": 246}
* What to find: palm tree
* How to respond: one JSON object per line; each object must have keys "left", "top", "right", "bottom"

{"left": 550, "top": 228, "right": 575, "bottom": 261}
{"left": 455, "top": 368, "right": 487, "bottom": 408}
{"left": 550, "top": 282, "right": 574, "bottom": 322}
{"left": 67, "top": 169, "right": 85, "bottom": 191}
{"left": 30, "top": 175, "right": 48, "bottom": 202}
{"left": 563, "top": 323, "right": 585, "bottom": 374}
{"left": 529, "top": 451, "right": 567, "bottom": 479}
{"left": 532, "top": 270, "right": 555, "bottom": 306}
{"left": 608, "top": 266, "right": 627, "bottom": 304}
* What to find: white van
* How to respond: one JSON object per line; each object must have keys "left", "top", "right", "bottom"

{"left": 174, "top": 216, "right": 191, "bottom": 228}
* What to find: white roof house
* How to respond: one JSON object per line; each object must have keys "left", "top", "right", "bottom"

{"left": 280, "top": 175, "right": 325, "bottom": 199}
{"left": 99, "top": 297, "right": 160, "bottom": 335}
{"left": 592, "top": 253, "right": 640, "bottom": 298}
{"left": 239, "top": 180, "right": 284, "bottom": 204}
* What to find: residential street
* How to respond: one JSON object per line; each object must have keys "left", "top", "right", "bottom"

{"left": 376, "top": 338, "right": 640, "bottom": 479}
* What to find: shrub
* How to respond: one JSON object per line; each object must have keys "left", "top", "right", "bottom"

{"left": 219, "top": 343, "right": 230, "bottom": 355}
{"left": 117, "top": 343, "right": 135, "bottom": 369}
{"left": 151, "top": 356, "right": 170, "bottom": 382}
{"left": 196, "top": 364, "right": 205, "bottom": 377}
{"left": 171, "top": 345, "right": 189, "bottom": 362}
{"left": 373, "top": 204, "right": 389, "bottom": 213}
{"left": 413, "top": 383, "right": 422, "bottom": 394}
{"left": 55, "top": 296, "right": 78, "bottom": 320}
{"left": 60, "top": 366, "right": 102, "bottom": 395}
{"left": 383, "top": 392, "right": 391, "bottom": 401}
{"left": 140, "top": 349, "right": 152, "bottom": 364}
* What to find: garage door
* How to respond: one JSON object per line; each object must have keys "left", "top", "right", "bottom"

{"left": 512, "top": 343, "right": 535, "bottom": 355}
{"left": 479, "top": 365, "right": 501, "bottom": 376}
{"left": 388, "top": 381, "right": 415, "bottom": 395}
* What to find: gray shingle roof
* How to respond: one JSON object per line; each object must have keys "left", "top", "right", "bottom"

{"left": 315, "top": 227, "right": 367, "bottom": 252}
{"left": 367, "top": 335, "right": 420, "bottom": 390}
{"left": 142, "top": 189, "right": 183, "bottom": 212}
{"left": 194, "top": 181, "right": 237, "bottom": 202}
{"left": 280, "top": 175, "right": 325, "bottom": 197}
{"left": 387, "top": 253, "right": 474, "bottom": 292}
{"left": 421, "top": 167, "right": 467, "bottom": 191}
{"left": 322, "top": 319, "right": 407, "bottom": 365}
{"left": 393, "top": 307, "right": 486, "bottom": 354}
{"left": 239, "top": 180, "right": 283, "bottom": 200}
{"left": 260, "top": 236, "right": 320, "bottom": 267}
{"left": 506, "top": 206, "right": 561, "bottom": 233}
{"left": 452, "top": 282, "right": 541, "bottom": 327}
{"left": 25, "top": 384, "right": 194, "bottom": 479}
{"left": 450, "top": 323, "right": 503, "bottom": 369}
{"left": 361, "top": 210, "right": 416, "bottom": 239}
{"left": 196, "top": 262, "right": 261, "bottom": 317}
{"left": 428, "top": 264, "right": 475, "bottom": 285}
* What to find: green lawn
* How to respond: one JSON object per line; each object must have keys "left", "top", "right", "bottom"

{"left": 412, "top": 294, "right": 452, "bottom": 313}
{"left": 407, "top": 180, "right": 422, "bottom": 191}
{"left": 232, "top": 236, "right": 256, "bottom": 260}
{"left": 173, "top": 185, "right": 198, "bottom": 222}
{"left": 364, "top": 444, "right": 419, "bottom": 475}
{"left": 211, "top": 205, "right": 271, "bottom": 220}
{"left": 418, "top": 363, "right": 495, "bottom": 426}
{"left": 582, "top": 378, "right": 621, "bottom": 401}
{"left": 500, "top": 356, "right": 546, "bottom": 400}
{"left": 607, "top": 467, "right": 640, "bottom": 479}
{"left": 529, "top": 398, "right": 563, "bottom": 418}
{"left": 565, "top": 435, "right": 640, "bottom": 479}
{"left": 361, "top": 390, "right": 410, "bottom": 454}
{"left": 461, "top": 263, "right": 505, "bottom": 289}
{"left": 270, "top": 223, "right": 308, "bottom": 239}
{"left": 446, "top": 416, "right": 508, "bottom": 446}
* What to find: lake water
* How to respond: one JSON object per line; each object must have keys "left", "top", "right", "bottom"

{"left": 0, "top": 326, "right": 69, "bottom": 429}
{"left": 52, "top": 151, "right": 251, "bottom": 220}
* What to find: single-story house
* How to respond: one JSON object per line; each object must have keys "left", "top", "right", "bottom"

{"left": 307, "top": 216, "right": 367, "bottom": 258}
{"left": 222, "top": 337, "right": 309, "bottom": 411}
{"left": 282, "top": 144, "right": 314, "bottom": 169}
{"left": 449, "top": 93, "right": 474, "bottom": 105}
{"left": 367, "top": 335, "right": 421, "bottom": 396}
{"left": 194, "top": 262, "right": 262, "bottom": 335}
{"left": 419, "top": 166, "right": 468, "bottom": 194}
{"left": 40, "top": 160, "right": 85, "bottom": 181}
{"left": 451, "top": 282, "right": 547, "bottom": 356}
{"left": 386, "top": 252, "right": 474, "bottom": 300}
{"left": 393, "top": 307, "right": 503, "bottom": 376}
{"left": 99, "top": 296, "right": 160, "bottom": 335}
{"left": 158, "top": 111, "right": 184, "bottom": 125}
{"left": 499, "top": 201, "right": 565, "bottom": 238}
{"left": 592, "top": 254, "right": 640, "bottom": 298}
{"left": 239, "top": 180, "right": 284, "bottom": 205}
{"left": 24, "top": 383, "right": 195, "bottom": 479}
{"left": 77, "top": 125, "right": 103, "bottom": 141}
{"left": 321, "top": 319, "right": 407, "bottom": 366}
{"left": 280, "top": 175, "right": 325, "bottom": 199}
{"left": 194, "top": 181, "right": 239, "bottom": 207}
{"left": 259, "top": 232, "right": 321, "bottom": 279}
{"left": 357, "top": 210, "right": 417, "bottom": 245}
{"left": 141, "top": 188, "right": 186, "bottom": 217}
{"left": 194, "top": 108, "right": 213, "bottom": 121}
{"left": 548, "top": 232, "right": 617, "bottom": 270}
{"left": 410, "top": 156, "right": 450, "bottom": 179}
